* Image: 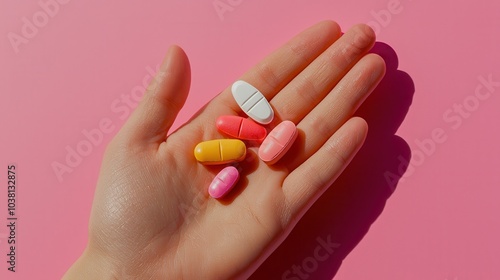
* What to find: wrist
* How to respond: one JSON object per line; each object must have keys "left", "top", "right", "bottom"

{"left": 63, "top": 247, "right": 117, "bottom": 280}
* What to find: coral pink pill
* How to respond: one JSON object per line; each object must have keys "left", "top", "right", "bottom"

{"left": 258, "top": 120, "right": 298, "bottom": 164}
{"left": 216, "top": 115, "right": 267, "bottom": 141}
{"left": 208, "top": 166, "right": 240, "bottom": 199}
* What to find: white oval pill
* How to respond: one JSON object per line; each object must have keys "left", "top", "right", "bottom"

{"left": 231, "top": 80, "right": 274, "bottom": 125}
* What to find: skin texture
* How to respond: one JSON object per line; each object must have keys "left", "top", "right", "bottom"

{"left": 63, "top": 21, "right": 386, "bottom": 279}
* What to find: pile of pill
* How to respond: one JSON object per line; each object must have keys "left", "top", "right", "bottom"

{"left": 194, "top": 80, "right": 298, "bottom": 199}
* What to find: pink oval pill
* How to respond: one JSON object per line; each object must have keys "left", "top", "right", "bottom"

{"left": 216, "top": 115, "right": 267, "bottom": 141}
{"left": 258, "top": 120, "right": 298, "bottom": 164}
{"left": 208, "top": 166, "right": 240, "bottom": 199}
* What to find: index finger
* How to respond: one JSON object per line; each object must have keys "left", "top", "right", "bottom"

{"left": 210, "top": 20, "right": 342, "bottom": 115}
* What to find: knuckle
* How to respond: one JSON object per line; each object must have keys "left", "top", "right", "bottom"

{"left": 308, "top": 114, "right": 336, "bottom": 137}
{"left": 255, "top": 62, "right": 280, "bottom": 92}
{"left": 327, "top": 143, "right": 349, "bottom": 167}
{"left": 288, "top": 37, "right": 310, "bottom": 57}
{"left": 294, "top": 76, "right": 320, "bottom": 105}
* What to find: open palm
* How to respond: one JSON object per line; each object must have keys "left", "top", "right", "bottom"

{"left": 64, "top": 21, "right": 385, "bottom": 279}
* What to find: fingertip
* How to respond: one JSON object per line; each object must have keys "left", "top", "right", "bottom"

{"left": 315, "top": 20, "right": 342, "bottom": 37}
{"left": 169, "top": 45, "right": 190, "bottom": 68}
{"left": 352, "top": 53, "right": 387, "bottom": 96}
{"left": 151, "top": 45, "right": 191, "bottom": 109}
{"left": 121, "top": 45, "right": 192, "bottom": 144}
{"left": 366, "top": 53, "right": 387, "bottom": 77}
{"left": 161, "top": 45, "right": 191, "bottom": 93}
{"left": 349, "top": 116, "right": 369, "bottom": 143}
{"left": 349, "top": 23, "right": 377, "bottom": 52}
{"left": 165, "top": 44, "right": 186, "bottom": 59}
{"left": 353, "top": 23, "right": 377, "bottom": 42}
{"left": 350, "top": 115, "right": 368, "bottom": 128}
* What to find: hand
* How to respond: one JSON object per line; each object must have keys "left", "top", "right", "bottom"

{"left": 64, "top": 21, "right": 385, "bottom": 279}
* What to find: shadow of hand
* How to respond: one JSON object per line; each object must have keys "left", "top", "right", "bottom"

{"left": 250, "top": 41, "right": 415, "bottom": 280}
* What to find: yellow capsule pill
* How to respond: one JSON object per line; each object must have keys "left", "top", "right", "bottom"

{"left": 194, "top": 139, "right": 246, "bottom": 165}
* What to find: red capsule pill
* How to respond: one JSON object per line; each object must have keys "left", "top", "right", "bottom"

{"left": 216, "top": 115, "right": 267, "bottom": 141}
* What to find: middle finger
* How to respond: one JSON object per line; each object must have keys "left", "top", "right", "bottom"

{"left": 269, "top": 24, "right": 376, "bottom": 125}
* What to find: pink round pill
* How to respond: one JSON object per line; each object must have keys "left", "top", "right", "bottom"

{"left": 258, "top": 120, "right": 298, "bottom": 164}
{"left": 208, "top": 166, "right": 240, "bottom": 199}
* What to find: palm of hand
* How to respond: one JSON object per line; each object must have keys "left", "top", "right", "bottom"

{"left": 92, "top": 95, "right": 293, "bottom": 279}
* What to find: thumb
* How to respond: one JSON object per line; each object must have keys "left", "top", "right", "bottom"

{"left": 122, "top": 45, "right": 191, "bottom": 144}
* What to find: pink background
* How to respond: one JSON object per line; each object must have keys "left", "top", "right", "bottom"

{"left": 1, "top": 0, "right": 499, "bottom": 279}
